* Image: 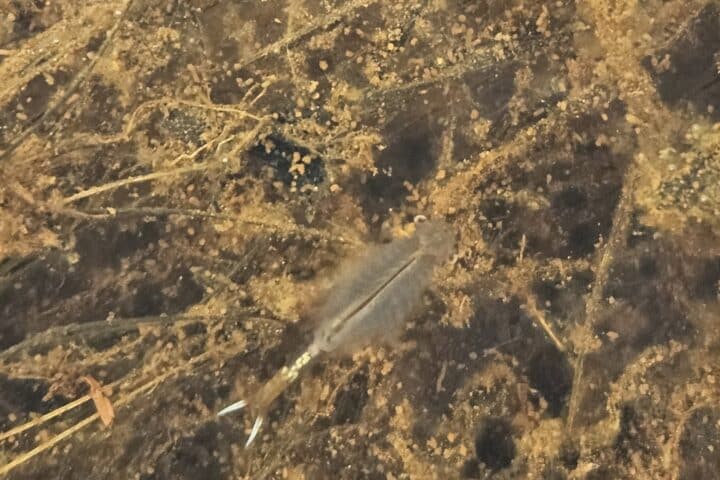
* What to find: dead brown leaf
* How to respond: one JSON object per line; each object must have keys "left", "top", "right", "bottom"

{"left": 80, "top": 376, "right": 115, "bottom": 427}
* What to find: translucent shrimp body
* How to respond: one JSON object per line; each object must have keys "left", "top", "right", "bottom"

{"left": 218, "top": 218, "right": 454, "bottom": 446}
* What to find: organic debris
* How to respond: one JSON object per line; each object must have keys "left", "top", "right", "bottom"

{"left": 1, "top": 0, "right": 719, "bottom": 479}
{"left": 80, "top": 376, "right": 115, "bottom": 428}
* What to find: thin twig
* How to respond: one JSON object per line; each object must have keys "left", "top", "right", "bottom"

{"left": 566, "top": 168, "right": 638, "bottom": 430}
{"left": 0, "top": 312, "right": 281, "bottom": 445}
{"left": 70, "top": 207, "right": 234, "bottom": 220}
{"left": 0, "top": 340, "right": 247, "bottom": 476}
{"left": 0, "top": 395, "right": 91, "bottom": 443}
{"left": 519, "top": 292, "right": 567, "bottom": 352}
{"left": 60, "top": 117, "right": 269, "bottom": 205}
{"left": 233, "top": 0, "right": 372, "bottom": 72}
{"left": 0, "top": 0, "right": 136, "bottom": 162}
{"left": 666, "top": 401, "right": 715, "bottom": 480}
{"left": 0, "top": 413, "right": 99, "bottom": 476}
{"left": 20, "top": 96, "right": 260, "bottom": 163}
{"left": 0, "top": 315, "right": 225, "bottom": 362}
{"left": 169, "top": 98, "right": 262, "bottom": 120}
{"left": 61, "top": 163, "right": 217, "bottom": 204}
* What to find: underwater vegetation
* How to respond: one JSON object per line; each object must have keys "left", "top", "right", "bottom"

{"left": 0, "top": 0, "right": 719, "bottom": 479}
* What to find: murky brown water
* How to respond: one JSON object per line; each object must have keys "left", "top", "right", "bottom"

{"left": 1, "top": 1, "right": 719, "bottom": 479}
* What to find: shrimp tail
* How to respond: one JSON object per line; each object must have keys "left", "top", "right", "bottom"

{"left": 217, "top": 399, "right": 247, "bottom": 416}
{"left": 217, "top": 347, "right": 318, "bottom": 446}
